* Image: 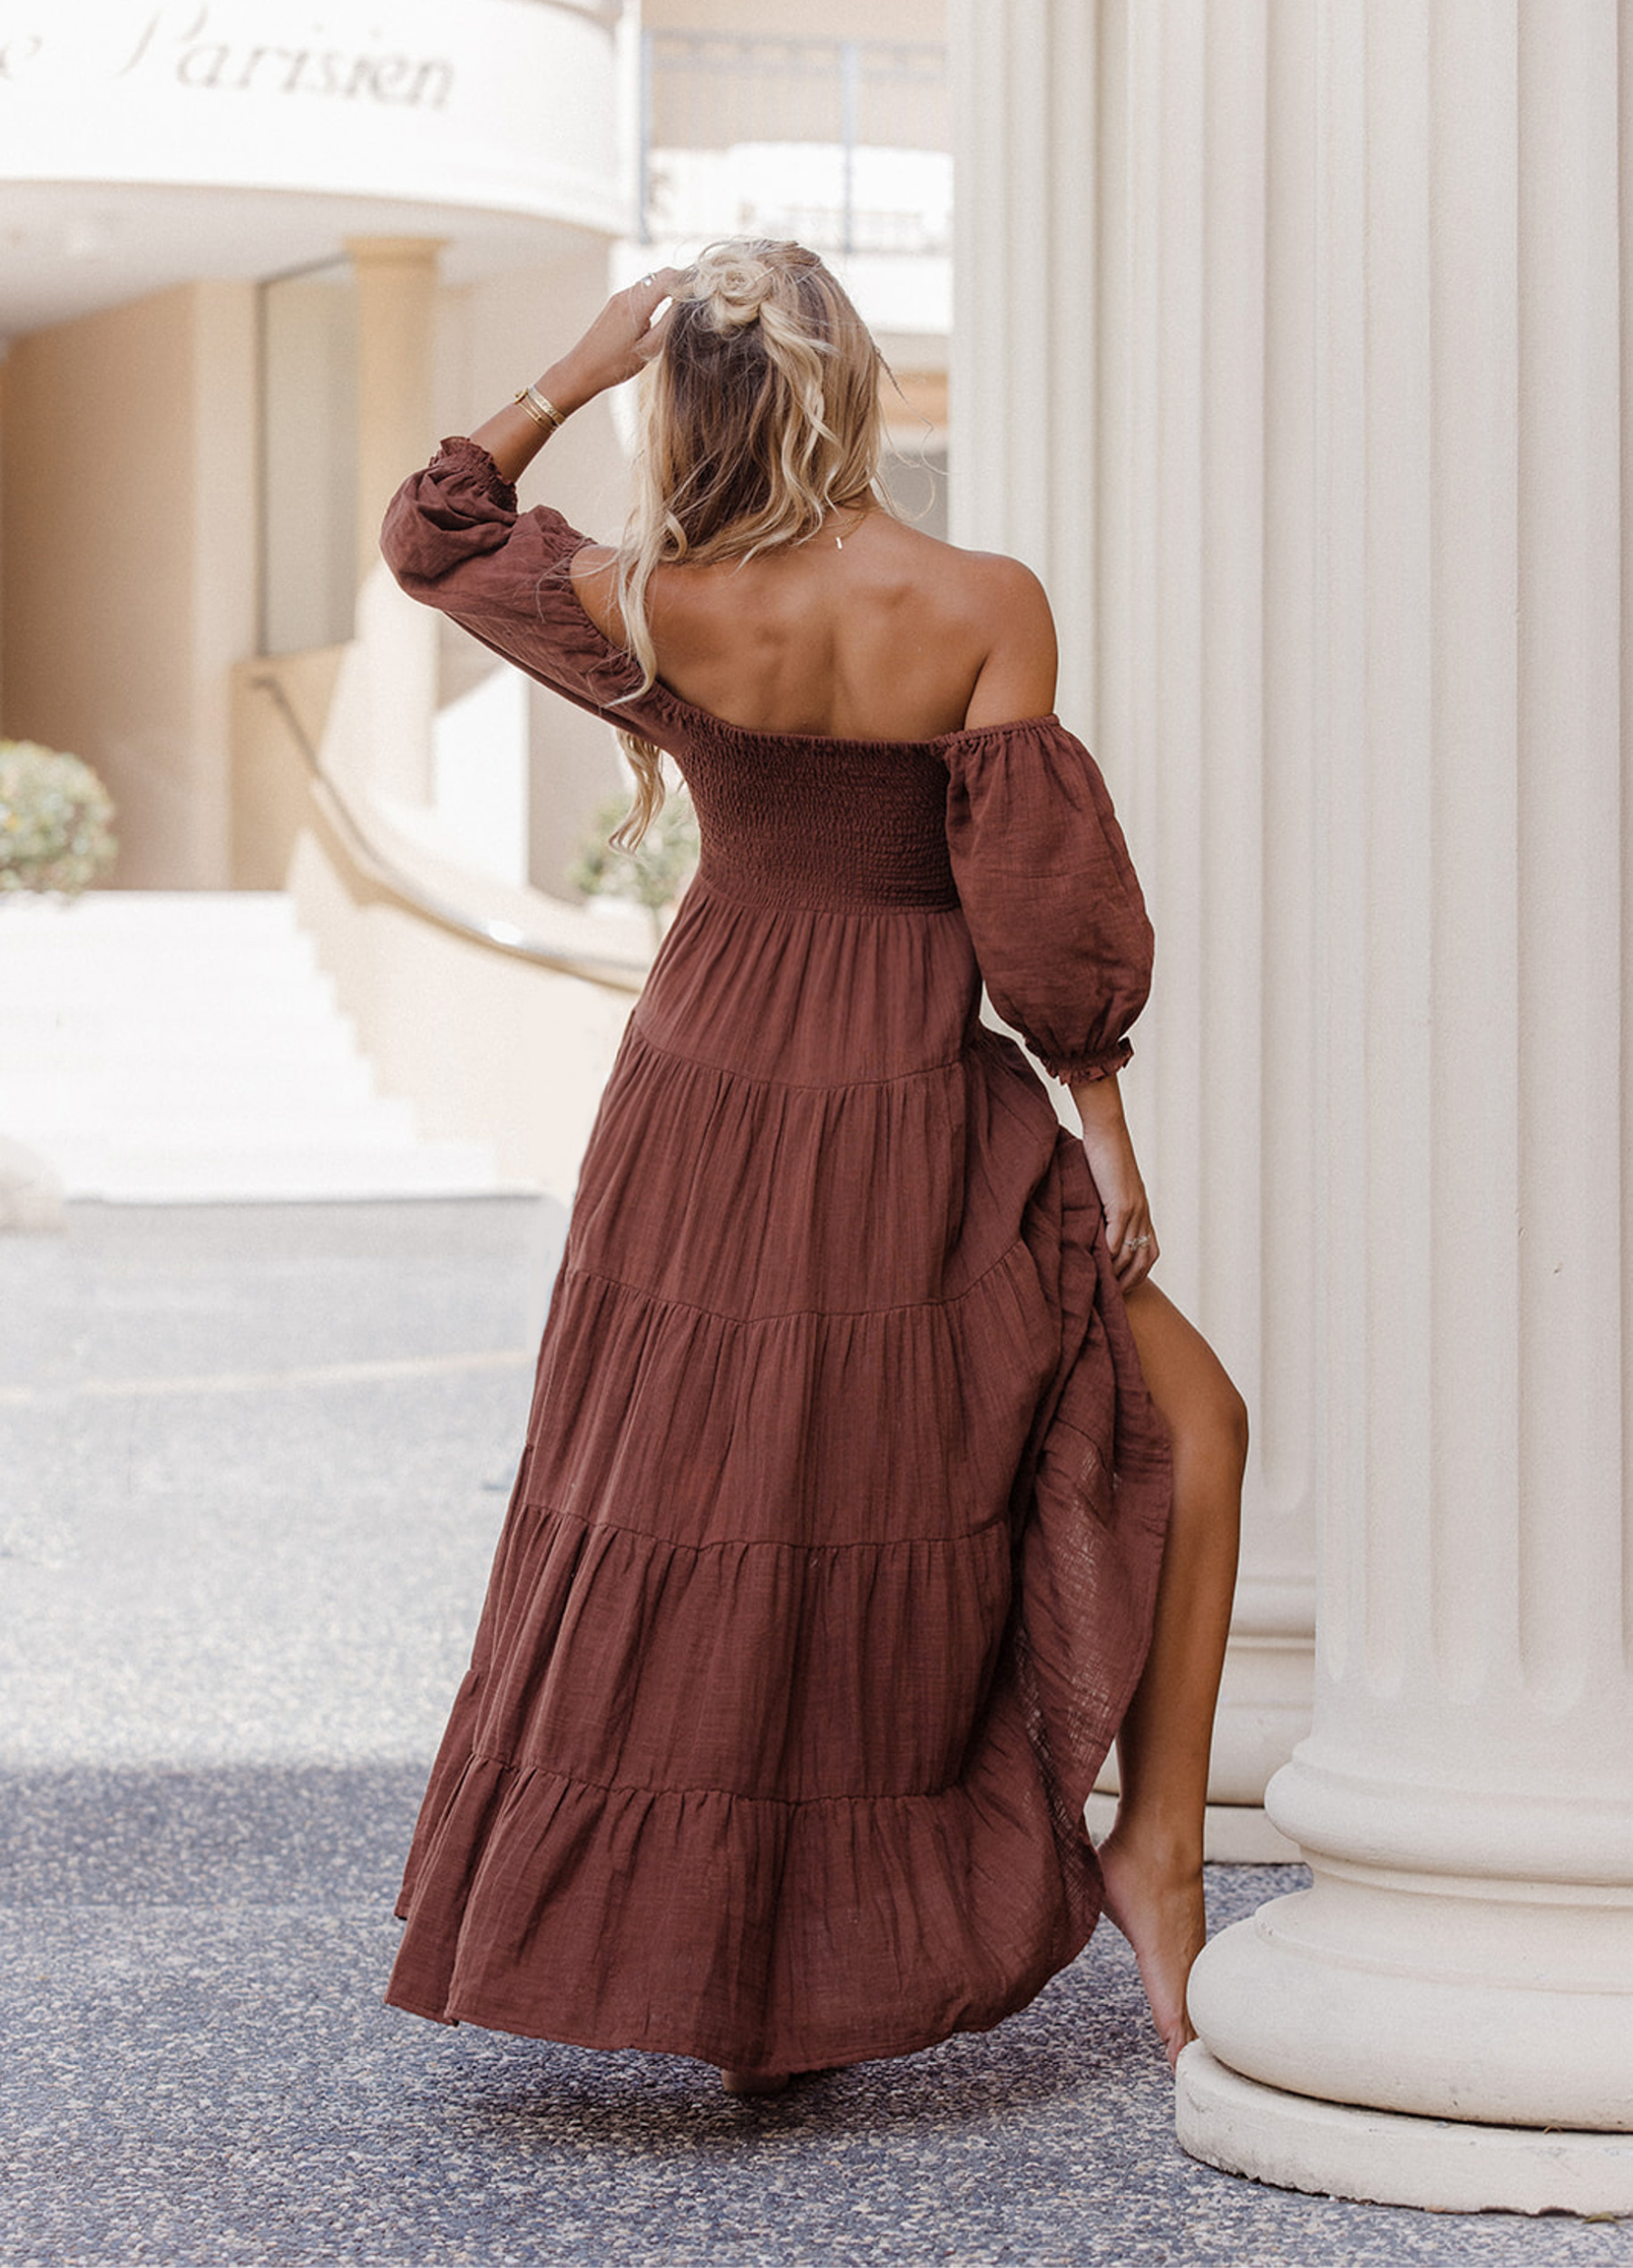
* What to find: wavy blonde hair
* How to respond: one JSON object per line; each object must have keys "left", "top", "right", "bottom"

{"left": 608, "top": 240, "right": 886, "bottom": 846}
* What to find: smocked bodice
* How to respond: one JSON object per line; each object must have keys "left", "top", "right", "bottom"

{"left": 380, "top": 439, "right": 1156, "bottom": 1086}
{"left": 675, "top": 717, "right": 959, "bottom": 912}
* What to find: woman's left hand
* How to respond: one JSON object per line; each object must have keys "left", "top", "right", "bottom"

{"left": 1082, "top": 1127, "right": 1159, "bottom": 1292}
{"left": 1070, "top": 1070, "right": 1159, "bottom": 1292}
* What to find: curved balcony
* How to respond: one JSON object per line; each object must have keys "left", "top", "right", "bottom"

{"left": 0, "top": 0, "right": 627, "bottom": 335}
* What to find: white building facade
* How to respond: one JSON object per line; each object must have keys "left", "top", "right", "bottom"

{"left": 0, "top": 0, "right": 947, "bottom": 1199}
{"left": 951, "top": 0, "right": 1633, "bottom": 2213}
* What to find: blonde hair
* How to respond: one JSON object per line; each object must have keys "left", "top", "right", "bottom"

{"left": 608, "top": 240, "right": 886, "bottom": 846}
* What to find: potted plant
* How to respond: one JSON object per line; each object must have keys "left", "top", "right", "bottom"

{"left": 0, "top": 740, "right": 117, "bottom": 895}
{"left": 571, "top": 786, "right": 699, "bottom": 945}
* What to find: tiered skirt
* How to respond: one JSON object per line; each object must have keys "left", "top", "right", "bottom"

{"left": 386, "top": 886, "right": 1171, "bottom": 2071}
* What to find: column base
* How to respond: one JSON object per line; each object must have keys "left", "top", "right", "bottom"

{"left": 1176, "top": 2045, "right": 1633, "bottom": 2215}
{"left": 1186, "top": 1870, "right": 1633, "bottom": 2128}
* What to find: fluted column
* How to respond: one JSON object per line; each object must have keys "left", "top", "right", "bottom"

{"left": 347, "top": 235, "right": 443, "bottom": 806}
{"left": 950, "top": 0, "right": 1318, "bottom": 1843}
{"left": 1175, "top": 0, "right": 1633, "bottom": 2212}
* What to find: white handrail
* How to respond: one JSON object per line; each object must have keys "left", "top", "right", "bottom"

{"left": 249, "top": 670, "right": 648, "bottom": 997}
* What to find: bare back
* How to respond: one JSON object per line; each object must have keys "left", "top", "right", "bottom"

{"left": 571, "top": 507, "right": 1059, "bottom": 740}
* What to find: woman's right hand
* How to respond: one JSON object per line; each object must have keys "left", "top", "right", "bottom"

{"left": 546, "top": 269, "right": 688, "bottom": 412}
{"left": 472, "top": 269, "right": 689, "bottom": 483}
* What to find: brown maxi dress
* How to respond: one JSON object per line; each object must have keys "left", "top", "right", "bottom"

{"left": 378, "top": 437, "right": 1173, "bottom": 2075}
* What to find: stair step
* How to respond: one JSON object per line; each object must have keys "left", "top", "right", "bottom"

{"left": 1, "top": 890, "right": 503, "bottom": 1200}
{"left": 36, "top": 1143, "right": 500, "bottom": 1202}
{"left": 2, "top": 1036, "right": 376, "bottom": 1074}
{"left": 6, "top": 1098, "right": 416, "bottom": 1140}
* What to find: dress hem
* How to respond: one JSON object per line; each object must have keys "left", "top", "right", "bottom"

{"left": 381, "top": 1913, "right": 1100, "bottom": 2073}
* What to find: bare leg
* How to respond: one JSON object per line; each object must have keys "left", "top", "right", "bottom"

{"left": 1096, "top": 1278, "right": 1247, "bottom": 2069}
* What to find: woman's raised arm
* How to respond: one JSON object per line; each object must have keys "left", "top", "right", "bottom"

{"left": 467, "top": 269, "right": 685, "bottom": 487}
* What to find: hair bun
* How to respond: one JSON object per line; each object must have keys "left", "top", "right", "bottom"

{"left": 686, "top": 242, "right": 796, "bottom": 330}
{"left": 708, "top": 265, "right": 774, "bottom": 327}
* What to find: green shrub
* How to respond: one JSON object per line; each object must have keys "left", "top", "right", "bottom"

{"left": 0, "top": 741, "right": 118, "bottom": 895}
{"left": 570, "top": 789, "right": 699, "bottom": 937}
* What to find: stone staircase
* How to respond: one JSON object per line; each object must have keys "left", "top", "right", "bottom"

{"left": 0, "top": 892, "right": 502, "bottom": 1200}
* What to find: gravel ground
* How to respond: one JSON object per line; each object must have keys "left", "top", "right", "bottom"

{"left": 2, "top": 1202, "right": 1628, "bottom": 2268}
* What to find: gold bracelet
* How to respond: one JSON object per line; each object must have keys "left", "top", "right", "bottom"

{"left": 513, "top": 383, "right": 565, "bottom": 433}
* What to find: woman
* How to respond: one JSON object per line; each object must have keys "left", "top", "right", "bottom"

{"left": 380, "top": 242, "right": 1247, "bottom": 2095}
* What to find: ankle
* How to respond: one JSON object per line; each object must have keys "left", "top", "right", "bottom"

{"left": 1100, "top": 1808, "right": 1205, "bottom": 1881}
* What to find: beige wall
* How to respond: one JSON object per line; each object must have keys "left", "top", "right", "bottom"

{"left": 1, "top": 281, "right": 257, "bottom": 889}
{"left": 432, "top": 242, "right": 634, "bottom": 900}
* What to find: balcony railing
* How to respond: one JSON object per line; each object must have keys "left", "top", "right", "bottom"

{"left": 638, "top": 31, "right": 949, "bottom": 259}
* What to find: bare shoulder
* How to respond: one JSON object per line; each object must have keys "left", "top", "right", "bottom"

{"left": 883, "top": 523, "right": 1054, "bottom": 640}
{"left": 958, "top": 543, "right": 1050, "bottom": 600}
{"left": 568, "top": 541, "right": 624, "bottom": 641}
{"left": 953, "top": 546, "right": 1059, "bottom": 727}
{"left": 955, "top": 545, "right": 1053, "bottom": 629}
{"left": 848, "top": 521, "right": 1058, "bottom": 728}
{"left": 572, "top": 538, "right": 717, "bottom": 647}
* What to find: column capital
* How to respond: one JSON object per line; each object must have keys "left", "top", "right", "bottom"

{"left": 343, "top": 235, "right": 448, "bottom": 269}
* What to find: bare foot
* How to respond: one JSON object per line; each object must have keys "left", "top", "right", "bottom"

{"left": 1096, "top": 1827, "right": 1207, "bottom": 2070}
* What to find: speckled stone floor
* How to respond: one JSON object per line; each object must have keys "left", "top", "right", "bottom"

{"left": 3, "top": 1203, "right": 1628, "bottom": 2268}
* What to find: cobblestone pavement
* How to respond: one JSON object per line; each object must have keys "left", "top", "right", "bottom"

{"left": 3, "top": 1203, "right": 1628, "bottom": 2268}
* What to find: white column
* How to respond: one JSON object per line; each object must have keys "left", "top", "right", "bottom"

{"left": 1176, "top": 0, "right": 1633, "bottom": 2211}
{"left": 346, "top": 235, "right": 443, "bottom": 807}
{"left": 950, "top": 0, "right": 1318, "bottom": 1848}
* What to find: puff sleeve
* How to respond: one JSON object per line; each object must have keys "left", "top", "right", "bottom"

{"left": 379, "top": 437, "right": 672, "bottom": 742}
{"left": 943, "top": 719, "right": 1154, "bottom": 1084}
